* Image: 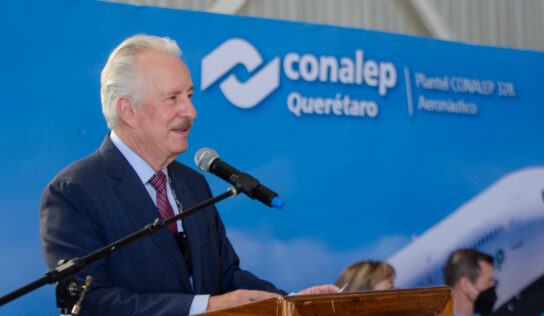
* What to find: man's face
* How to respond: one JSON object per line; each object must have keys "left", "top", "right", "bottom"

{"left": 474, "top": 260, "right": 494, "bottom": 291}
{"left": 468, "top": 260, "right": 495, "bottom": 301}
{"left": 131, "top": 50, "right": 196, "bottom": 163}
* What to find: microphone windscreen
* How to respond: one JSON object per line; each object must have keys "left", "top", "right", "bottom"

{"left": 195, "top": 148, "right": 219, "bottom": 172}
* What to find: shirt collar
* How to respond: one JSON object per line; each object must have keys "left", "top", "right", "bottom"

{"left": 110, "top": 131, "right": 167, "bottom": 184}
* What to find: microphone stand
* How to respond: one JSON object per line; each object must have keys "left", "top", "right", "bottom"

{"left": 0, "top": 186, "right": 241, "bottom": 314}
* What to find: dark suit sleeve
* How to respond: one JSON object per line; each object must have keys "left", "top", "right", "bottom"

{"left": 187, "top": 171, "right": 287, "bottom": 296}
{"left": 40, "top": 176, "right": 195, "bottom": 316}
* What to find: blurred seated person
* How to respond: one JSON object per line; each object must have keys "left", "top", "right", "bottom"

{"left": 443, "top": 248, "right": 496, "bottom": 316}
{"left": 335, "top": 260, "right": 395, "bottom": 291}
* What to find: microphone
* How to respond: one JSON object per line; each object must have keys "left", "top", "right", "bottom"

{"left": 195, "top": 148, "right": 285, "bottom": 209}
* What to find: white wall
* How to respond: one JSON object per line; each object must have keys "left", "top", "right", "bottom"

{"left": 103, "top": 0, "right": 544, "bottom": 52}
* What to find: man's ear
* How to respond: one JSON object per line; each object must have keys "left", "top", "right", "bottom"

{"left": 116, "top": 97, "right": 137, "bottom": 128}
{"left": 458, "top": 276, "right": 472, "bottom": 292}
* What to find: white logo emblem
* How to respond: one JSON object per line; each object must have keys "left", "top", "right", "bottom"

{"left": 201, "top": 38, "right": 280, "bottom": 109}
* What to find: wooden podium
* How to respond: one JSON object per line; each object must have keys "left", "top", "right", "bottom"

{"left": 199, "top": 286, "right": 453, "bottom": 316}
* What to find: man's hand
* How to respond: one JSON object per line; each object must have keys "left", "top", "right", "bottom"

{"left": 207, "top": 289, "right": 281, "bottom": 311}
{"left": 299, "top": 284, "right": 339, "bottom": 295}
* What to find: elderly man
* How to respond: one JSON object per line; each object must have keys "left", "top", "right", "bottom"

{"left": 40, "top": 35, "right": 336, "bottom": 316}
{"left": 443, "top": 249, "right": 497, "bottom": 316}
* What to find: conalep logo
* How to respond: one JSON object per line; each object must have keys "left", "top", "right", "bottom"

{"left": 201, "top": 38, "right": 280, "bottom": 109}
{"left": 201, "top": 38, "right": 398, "bottom": 118}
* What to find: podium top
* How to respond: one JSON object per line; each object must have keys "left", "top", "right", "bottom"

{"left": 199, "top": 286, "right": 453, "bottom": 316}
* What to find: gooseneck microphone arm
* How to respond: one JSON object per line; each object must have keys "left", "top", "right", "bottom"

{"left": 0, "top": 186, "right": 240, "bottom": 310}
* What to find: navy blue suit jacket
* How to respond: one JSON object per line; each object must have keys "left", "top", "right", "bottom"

{"left": 40, "top": 135, "right": 285, "bottom": 315}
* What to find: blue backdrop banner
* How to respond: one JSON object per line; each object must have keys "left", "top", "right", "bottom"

{"left": 1, "top": 0, "right": 543, "bottom": 314}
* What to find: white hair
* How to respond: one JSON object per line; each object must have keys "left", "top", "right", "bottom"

{"left": 100, "top": 34, "right": 182, "bottom": 129}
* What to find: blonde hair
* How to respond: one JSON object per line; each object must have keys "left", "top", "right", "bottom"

{"left": 335, "top": 261, "right": 395, "bottom": 291}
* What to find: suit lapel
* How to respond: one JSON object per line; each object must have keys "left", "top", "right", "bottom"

{"left": 98, "top": 135, "right": 193, "bottom": 293}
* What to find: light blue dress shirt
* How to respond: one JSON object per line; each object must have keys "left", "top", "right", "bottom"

{"left": 453, "top": 312, "right": 481, "bottom": 316}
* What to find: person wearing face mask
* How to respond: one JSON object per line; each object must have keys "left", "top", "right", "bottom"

{"left": 443, "top": 249, "right": 497, "bottom": 316}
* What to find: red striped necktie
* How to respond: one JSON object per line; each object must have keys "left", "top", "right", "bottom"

{"left": 149, "top": 171, "right": 177, "bottom": 235}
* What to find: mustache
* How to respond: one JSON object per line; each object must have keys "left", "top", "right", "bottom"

{"left": 172, "top": 118, "right": 193, "bottom": 131}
